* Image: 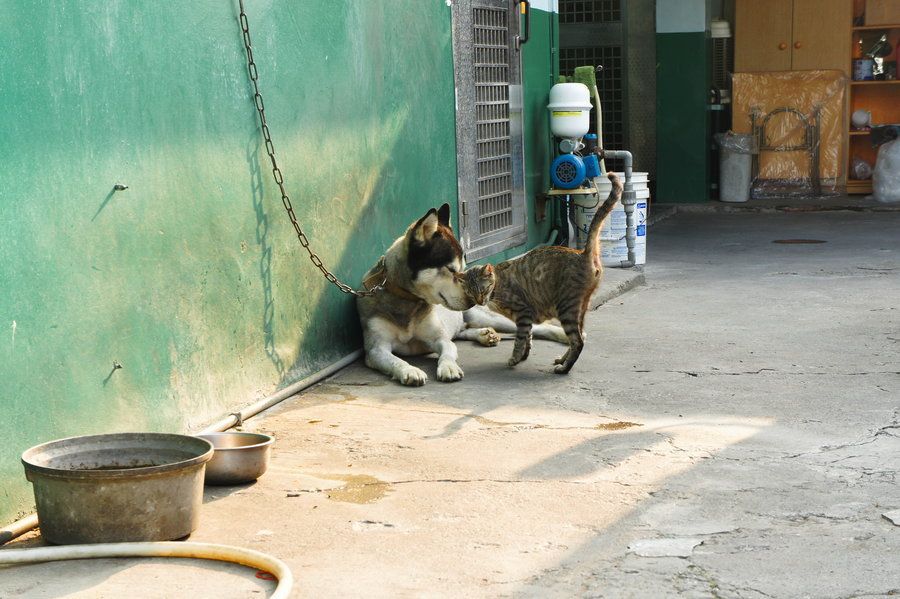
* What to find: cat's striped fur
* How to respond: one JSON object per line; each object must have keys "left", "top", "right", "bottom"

{"left": 469, "top": 172, "right": 623, "bottom": 373}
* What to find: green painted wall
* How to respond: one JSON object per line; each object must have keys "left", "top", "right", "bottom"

{"left": 0, "top": 2, "right": 557, "bottom": 524}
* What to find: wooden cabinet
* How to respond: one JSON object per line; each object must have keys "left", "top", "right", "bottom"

{"left": 865, "top": 0, "right": 900, "bottom": 25}
{"left": 735, "top": 0, "right": 793, "bottom": 72}
{"left": 735, "top": 0, "right": 853, "bottom": 191}
{"left": 791, "top": 0, "right": 853, "bottom": 72}
{"left": 735, "top": 0, "right": 851, "bottom": 74}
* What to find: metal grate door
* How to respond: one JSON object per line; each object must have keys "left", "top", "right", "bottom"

{"left": 559, "top": 0, "right": 622, "bottom": 23}
{"left": 452, "top": 0, "right": 526, "bottom": 261}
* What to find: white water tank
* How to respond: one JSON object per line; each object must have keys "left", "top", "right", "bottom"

{"left": 548, "top": 83, "right": 592, "bottom": 139}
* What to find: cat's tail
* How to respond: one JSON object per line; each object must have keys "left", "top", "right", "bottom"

{"left": 583, "top": 172, "right": 623, "bottom": 265}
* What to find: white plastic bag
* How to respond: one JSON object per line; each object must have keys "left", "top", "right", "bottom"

{"left": 873, "top": 139, "right": 900, "bottom": 203}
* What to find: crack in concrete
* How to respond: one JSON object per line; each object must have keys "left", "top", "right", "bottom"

{"left": 476, "top": 576, "right": 535, "bottom": 587}
{"left": 876, "top": 424, "right": 900, "bottom": 438}
{"left": 308, "top": 400, "right": 631, "bottom": 433}
{"left": 746, "top": 509, "right": 862, "bottom": 524}
{"left": 787, "top": 414, "right": 900, "bottom": 459}
{"left": 677, "top": 563, "right": 777, "bottom": 599}
{"left": 287, "top": 477, "right": 642, "bottom": 498}
{"left": 858, "top": 469, "right": 898, "bottom": 483}
{"left": 636, "top": 369, "right": 900, "bottom": 378}
{"left": 826, "top": 454, "right": 865, "bottom": 465}
{"left": 832, "top": 590, "right": 900, "bottom": 599}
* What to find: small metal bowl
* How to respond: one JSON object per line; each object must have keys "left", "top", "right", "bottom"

{"left": 196, "top": 432, "right": 274, "bottom": 486}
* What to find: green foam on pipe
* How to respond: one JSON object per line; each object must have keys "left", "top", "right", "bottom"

{"left": 572, "top": 66, "right": 597, "bottom": 89}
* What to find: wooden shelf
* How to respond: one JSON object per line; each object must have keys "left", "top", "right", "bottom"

{"left": 847, "top": 179, "right": 873, "bottom": 194}
{"left": 846, "top": 3, "right": 899, "bottom": 189}
{"left": 850, "top": 80, "right": 900, "bottom": 85}
{"left": 852, "top": 23, "right": 900, "bottom": 30}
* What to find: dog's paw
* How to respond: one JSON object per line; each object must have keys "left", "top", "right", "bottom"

{"left": 477, "top": 327, "right": 501, "bottom": 347}
{"left": 397, "top": 365, "right": 428, "bottom": 386}
{"left": 437, "top": 360, "right": 464, "bottom": 382}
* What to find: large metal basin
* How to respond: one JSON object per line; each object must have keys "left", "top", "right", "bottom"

{"left": 21, "top": 433, "right": 213, "bottom": 545}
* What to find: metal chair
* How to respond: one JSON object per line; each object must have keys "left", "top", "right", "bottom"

{"left": 750, "top": 106, "right": 821, "bottom": 197}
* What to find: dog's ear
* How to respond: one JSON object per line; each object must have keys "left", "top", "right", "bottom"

{"left": 437, "top": 203, "right": 451, "bottom": 228}
{"left": 411, "top": 208, "right": 440, "bottom": 243}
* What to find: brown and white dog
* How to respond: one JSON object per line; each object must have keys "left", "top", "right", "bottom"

{"left": 357, "top": 204, "right": 566, "bottom": 386}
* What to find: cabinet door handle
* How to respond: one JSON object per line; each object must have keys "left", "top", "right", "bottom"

{"left": 779, "top": 42, "right": 788, "bottom": 50}
{"left": 794, "top": 41, "right": 802, "bottom": 49}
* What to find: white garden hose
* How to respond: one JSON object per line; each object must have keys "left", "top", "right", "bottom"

{"left": 591, "top": 82, "right": 607, "bottom": 173}
{"left": 0, "top": 541, "right": 294, "bottom": 599}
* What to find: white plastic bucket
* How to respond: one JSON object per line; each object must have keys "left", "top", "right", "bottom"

{"left": 573, "top": 172, "right": 648, "bottom": 267}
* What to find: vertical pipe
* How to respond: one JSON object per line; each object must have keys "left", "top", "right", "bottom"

{"left": 601, "top": 150, "right": 636, "bottom": 266}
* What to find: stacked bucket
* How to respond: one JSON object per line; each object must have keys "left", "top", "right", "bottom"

{"left": 574, "top": 172, "right": 649, "bottom": 266}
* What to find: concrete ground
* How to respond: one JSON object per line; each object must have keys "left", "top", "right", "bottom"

{"left": 3, "top": 210, "right": 899, "bottom": 598}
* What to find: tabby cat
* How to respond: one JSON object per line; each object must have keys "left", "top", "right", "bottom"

{"left": 465, "top": 172, "right": 623, "bottom": 374}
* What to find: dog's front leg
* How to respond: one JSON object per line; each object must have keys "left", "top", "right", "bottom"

{"left": 423, "top": 309, "right": 464, "bottom": 382}
{"left": 365, "top": 342, "right": 428, "bottom": 386}
{"left": 428, "top": 337, "right": 464, "bottom": 382}
{"left": 362, "top": 318, "right": 429, "bottom": 386}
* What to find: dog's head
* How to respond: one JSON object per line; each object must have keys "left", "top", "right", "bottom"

{"left": 403, "top": 203, "right": 474, "bottom": 310}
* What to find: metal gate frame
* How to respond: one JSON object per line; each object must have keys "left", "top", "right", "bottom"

{"left": 451, "top": 0, "right": 527, "bottom": 261}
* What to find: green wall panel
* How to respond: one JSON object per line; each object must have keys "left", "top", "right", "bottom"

{"left": 655, "top": 32, "right": 710, "bottom": 203}
{"left": 0, "top": 0, "right": 460, "bottom": 523}
{"left": 0, "top": 1, "right": 558, "bottom": 524}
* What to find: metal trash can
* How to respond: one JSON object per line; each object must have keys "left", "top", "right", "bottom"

{"left": 715, "top": 132, "right": 754, "bottom": 203}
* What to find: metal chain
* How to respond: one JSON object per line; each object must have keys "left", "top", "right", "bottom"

{"left": 238, "top": 1, "right": 382, "bottom": 297}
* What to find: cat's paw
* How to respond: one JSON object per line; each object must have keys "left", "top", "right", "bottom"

{"left": 507, "top": 356, "right": 521, "bottom": 368}
{"left": 553, "top": 363, "right": 572, "bottom": 375}
{"left": 396, "top": 365, "right": 428, "bottom": 386}
{"left": 437, "top": 360, "right": 464, "bottom": 382}
{"left": 554, "top": 351, "right": 570, "bottom": 365}
{"left": 477, "top": 328, "right": 501, "bottom": 347}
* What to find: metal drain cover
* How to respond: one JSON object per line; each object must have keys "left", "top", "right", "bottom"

{"left": 772, "top": 239, "right": 827, "bottom": 244}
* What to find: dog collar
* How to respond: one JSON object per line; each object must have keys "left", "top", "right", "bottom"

{"left": 362, "top": 257, "right": 389, "bottom": 293}
{"left": 384, "top": 282, "right": 426, "bottom": 303}
{"left": 364, "top": 258, "right": 425, "bottom": 303}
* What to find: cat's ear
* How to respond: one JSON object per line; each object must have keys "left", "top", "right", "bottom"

{"left": 483, "top": 264, "right": 494, "bottom": 276}
{"left": 412, "top": 208, "right": 439, "bottom": 243}
{"left": 437, "top": 203, "right": 451, "bottom": 228}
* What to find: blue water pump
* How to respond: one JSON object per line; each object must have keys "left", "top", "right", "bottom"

{"left": 550, "top": 133, "right": 601, "bottom": 189}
